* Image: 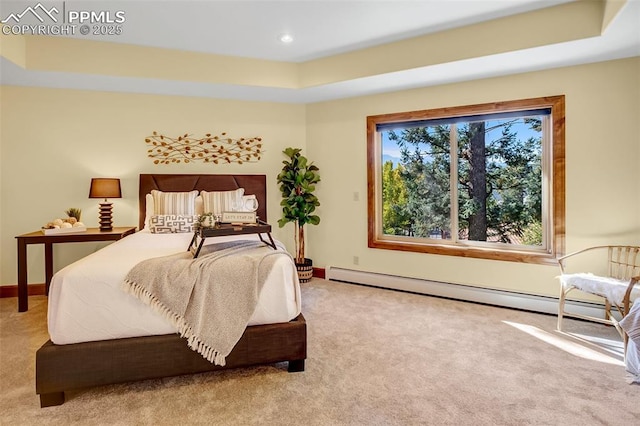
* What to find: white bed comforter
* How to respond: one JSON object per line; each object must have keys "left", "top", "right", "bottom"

{"left": 48, "top": 230, "right": 301, "bottom": 345}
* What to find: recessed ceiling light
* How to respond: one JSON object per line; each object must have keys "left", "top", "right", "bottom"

{"left": 279, "top": 34, "right": 294, "bottom": 44}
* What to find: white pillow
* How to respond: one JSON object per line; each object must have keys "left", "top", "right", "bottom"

{"left": 195, "top": 195, "right": 204, "bottom": 215}
{"left": 201, "top": 188, "right": 245, "bottom": 215}
{"left": 151, "top": 190, "right": 198, "bottom": 215}
{"left": 144, "top": 193, "right": 154, "bottom": 229}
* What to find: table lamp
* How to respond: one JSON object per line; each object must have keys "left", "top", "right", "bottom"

{"left": 89, "top": 178, "right": 122, "bottom": 231}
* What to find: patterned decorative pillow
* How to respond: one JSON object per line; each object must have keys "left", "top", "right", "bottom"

{"left": 151, "top": 190, "right": 198, "bottom": 215}
{"left": 201, "top": 188, "right": 245, "bottom": 215}
{"left": 149, "top": 215, "right": 197, "bottom": 234}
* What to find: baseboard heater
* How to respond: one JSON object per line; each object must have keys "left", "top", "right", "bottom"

{"left": 326, "top": 267, "right": 606, "bottom": 319}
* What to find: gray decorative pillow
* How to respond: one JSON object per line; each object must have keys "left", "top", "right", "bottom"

{"left": 149, "top": 215, "right": 197, "bottom": 234}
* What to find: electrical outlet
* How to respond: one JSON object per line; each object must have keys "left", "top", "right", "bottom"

{"left": 353, "top": 191, "right": 359, "bottom": 201}
{"left": 353, "top": 255, "right": 359, "bottom": 265}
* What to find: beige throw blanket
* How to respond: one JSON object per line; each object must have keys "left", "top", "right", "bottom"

{"left": 121, "top": 239, "right": 291, "bottom": 366}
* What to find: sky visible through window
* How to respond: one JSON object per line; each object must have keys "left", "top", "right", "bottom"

{"left": 382, "top": 118, "right": 541, "bottom": 165}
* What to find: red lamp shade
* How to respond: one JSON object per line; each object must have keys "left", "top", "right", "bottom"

{"left": 89, "top": 178, "right": 121, "bottom": 231}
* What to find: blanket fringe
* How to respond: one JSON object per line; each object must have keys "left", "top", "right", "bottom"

{"left": 122, "top": 278, "right": 227, "bottom": 366}
{"left": 187, "top": 335, "right": 226, "bottom": 366}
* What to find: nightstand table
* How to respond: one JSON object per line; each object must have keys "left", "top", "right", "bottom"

{"left": 15, "top": 226, "right": 136, "bottom": 312}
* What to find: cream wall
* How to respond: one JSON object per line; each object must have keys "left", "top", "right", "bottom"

{"left": 0, "top": 86, "right": 4, "bottom": 273}
{"left": 1, "top": 58, "right": 638, "bottom": 298}
{"left": 305, "top": 57, "right": 640, "bottom": 299}
{"left": 0, "top": 87, "right": 305, "bottom": 285}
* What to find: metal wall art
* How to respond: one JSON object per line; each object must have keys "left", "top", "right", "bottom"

{"left": 146, "top": 131, "right": 263, "bottom": 165}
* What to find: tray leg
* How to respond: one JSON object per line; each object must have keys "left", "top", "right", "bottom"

{"left": 259, "top": 233, "right": 277, "bottom": 250}
{"left": 187, "top": 233, "right": 197, "bottom": 252}
{"left": 193, "top": 238, "right": 206, "bottom": 258}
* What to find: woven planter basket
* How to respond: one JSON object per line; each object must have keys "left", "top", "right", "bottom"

{"left": 296, "top": 258, "right": 313, "bottom": 283}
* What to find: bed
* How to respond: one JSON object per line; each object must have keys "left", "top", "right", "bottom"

{"left": 35, "top": 174, "right": 307, "bottom": 407}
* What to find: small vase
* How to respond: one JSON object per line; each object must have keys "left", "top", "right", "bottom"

{"left": 200, "top": 214, "right": 215, "bottom": 228}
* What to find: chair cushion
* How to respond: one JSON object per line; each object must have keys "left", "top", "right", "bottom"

{"left": 559, "top": 273, "right": 640, "bottom": 305}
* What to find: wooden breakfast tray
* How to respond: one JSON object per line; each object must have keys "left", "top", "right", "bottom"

{"left": 188, "top": 220, "right": 276, "bottom": 257}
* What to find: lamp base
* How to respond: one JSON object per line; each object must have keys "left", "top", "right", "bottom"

{"left": 98, "top": 202, "right": 113, "bottom": 231}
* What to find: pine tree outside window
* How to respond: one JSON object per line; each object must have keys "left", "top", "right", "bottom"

{"left": 367, "top": 96, "right": 565, "bottom": 265}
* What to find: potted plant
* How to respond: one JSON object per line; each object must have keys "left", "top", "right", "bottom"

{"left": 65, "top": 207, "right": 82, "bottom": 221}
{"left": 277, "top": 147, "right": 320, "bottom": 282}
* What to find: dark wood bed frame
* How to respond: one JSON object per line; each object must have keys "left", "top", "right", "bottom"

{"left": 35, "top": 174, "right": 307, "bottom": 407}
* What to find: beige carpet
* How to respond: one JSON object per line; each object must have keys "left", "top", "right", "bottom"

{"left": 1, "top": 278, "right": 638, "bottom": 425}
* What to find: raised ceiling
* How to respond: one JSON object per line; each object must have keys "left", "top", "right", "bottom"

{"left": 1, "top": 0, "right": 639, "bottom": 103}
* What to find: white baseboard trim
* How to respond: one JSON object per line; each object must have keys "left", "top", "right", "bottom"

{"left": 326, "top": 266, "right": 606, "bottom": 319}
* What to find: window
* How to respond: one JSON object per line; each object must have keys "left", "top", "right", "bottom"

{"left": 367, "top": 96, "right": 565, "bottom": 264}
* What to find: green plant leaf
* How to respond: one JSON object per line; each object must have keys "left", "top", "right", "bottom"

{"left": 298, "top": 156, "right": 307, "bottom": 168}
{"left": 278, "top": 147, "right": 321, "bottom": 259}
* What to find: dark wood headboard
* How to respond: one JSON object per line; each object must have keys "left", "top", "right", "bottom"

{"left": 139, "top": 174, "right": 267, "bottom": 230}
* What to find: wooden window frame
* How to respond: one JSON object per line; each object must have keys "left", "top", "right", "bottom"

{"left": 366, "top": 95, "right": 565, "bottom": 265}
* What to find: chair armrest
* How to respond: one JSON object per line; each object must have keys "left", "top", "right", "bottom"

{"left": 623, "top": 276, "right": 640, "bottom": 315}
{"left": 557, "top": 246, "right": 611, "bottom": 274}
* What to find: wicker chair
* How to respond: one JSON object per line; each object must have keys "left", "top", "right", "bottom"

{"left": 557, "top": 246, "right": 640, "bottom": 346}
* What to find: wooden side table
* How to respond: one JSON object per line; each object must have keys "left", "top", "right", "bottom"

{"left": 15, "top": 226, "right": 136, "bottom": 312}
